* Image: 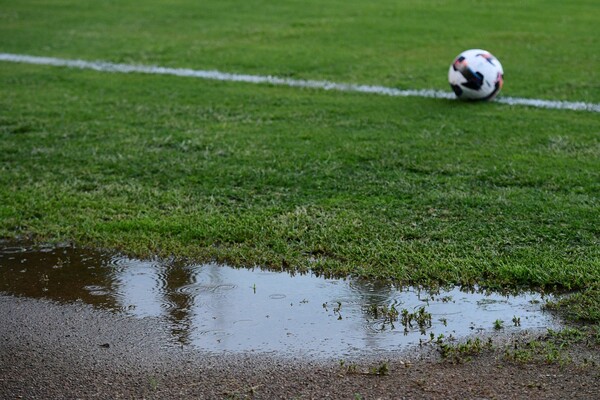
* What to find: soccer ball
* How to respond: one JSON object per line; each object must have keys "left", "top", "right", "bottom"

{"left": 448, "top": 49, "right": 504, "bottom": 101}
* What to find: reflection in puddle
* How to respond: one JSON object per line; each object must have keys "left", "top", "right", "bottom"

{"left": 0, "top": 243, "right": 561, "bottom": 359}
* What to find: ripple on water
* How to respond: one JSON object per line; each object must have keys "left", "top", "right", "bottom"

{"left": 0, "top": 246, "right": 28, "bottom": 254}
{"left": 176, "top": 283, "right": 238, "bottom": 297}
{"left": 268, "top": 293, "right": 287, "bottom": 300}
{"left": 83, "top": 285, "right": 110, "bottom": 296}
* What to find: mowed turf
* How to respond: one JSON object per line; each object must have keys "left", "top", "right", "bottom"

{"left": 0, "top": 0, "right": 598, "bottom": 102}
{"left": 0, "top": 1, "right": 599, "bottom": 316}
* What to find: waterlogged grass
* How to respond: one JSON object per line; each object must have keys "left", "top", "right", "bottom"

{"left": 0, "top": 1, "right": 599, "bottom": 321}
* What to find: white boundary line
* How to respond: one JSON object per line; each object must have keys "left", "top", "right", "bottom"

{"left": 1, "top": 53, "right": 599, "bottom": 113}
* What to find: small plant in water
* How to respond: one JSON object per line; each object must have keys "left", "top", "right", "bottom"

{"left": 435, "top": 333, "right": 445, "bottom": 344}
{"left": 323, "top": 301, "right": 344, "bottom": 319}
{"left": 494, "top": 319, "right": 504, "bottom": 330}
{"left": 366, "top": 302, "right": 400, "bottom": 330}
{"left": 334, "top": 301, "right": 343, "bottom": 320}
{"left": 512, "top": 315, "right": 521, "bottom": 326}
{"left": 440, "top": 295, "right": 453, "bottom": 303}
{"left": 400, "top": 306, "right": 432, "bottom": 334}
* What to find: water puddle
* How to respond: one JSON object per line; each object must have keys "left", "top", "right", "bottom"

{"left": 0, "top": 243, "right": 561, "bottom": 359}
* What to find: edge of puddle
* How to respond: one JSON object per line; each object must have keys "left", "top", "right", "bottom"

{"left": 0, "top": 240, "right": 565, "bottom": 363}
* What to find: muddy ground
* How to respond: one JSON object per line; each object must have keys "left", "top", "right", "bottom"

{"left": 1, "top": 294, "right": 598, "bottom": 399}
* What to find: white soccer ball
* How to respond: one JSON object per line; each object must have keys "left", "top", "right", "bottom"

{"left": 448, "top": 49, "right": 504, "bottom": 101}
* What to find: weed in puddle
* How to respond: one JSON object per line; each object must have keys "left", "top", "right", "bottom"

{"left": 494, "top": 319, "right": 504, "bottom": 330}
{"left": 403, "top": 306, "right": 432, "bottom": 335}
{"left": 366, "top": 302, "right": 400, "bottom": 330}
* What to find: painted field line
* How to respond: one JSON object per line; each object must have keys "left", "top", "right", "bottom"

{"left": 1, "top": 53, "right": 599, "bottom": 113}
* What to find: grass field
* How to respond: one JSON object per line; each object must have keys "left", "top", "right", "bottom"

{"left": 1, "top": 1, "right": 599, "bottom": 320}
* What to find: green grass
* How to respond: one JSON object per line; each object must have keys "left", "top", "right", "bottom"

{"left": 546, "top": 284, "right": 600, "bottom": 323}
{"left": 1, "top": 0, "right": 599, "bottom": 318}
{"left": 1, "top": 0, "right": 598, "bottom": 101}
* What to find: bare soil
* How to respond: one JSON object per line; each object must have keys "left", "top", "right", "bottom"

{"left": 1, "top": 295, "right": 598, "bottom": 399}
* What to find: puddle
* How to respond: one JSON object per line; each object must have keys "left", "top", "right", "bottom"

{"left": 0, "top": 243, "right": 562, "bottom": 359}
